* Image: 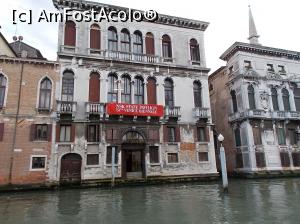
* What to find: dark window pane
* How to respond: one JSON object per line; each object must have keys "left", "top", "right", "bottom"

{"left": 31, "top": 157, "right": 46, "bottom": 169}
{"left": 87, "top": 154, "right": 99, "bottom": 165}
{"left": 167, "top": 153, "right": 178, "bottom": 163}
{"left": 167, "top": 127, "right": 176, "bottom": 142}
{"left": 197, "top": 127, "right": 206, "bottom": 142}
{"left": 36, "top": 124, "right": 48, "bottom": 141}
{"left": 282, "top": 89, "right": 290, "bottom": 111}
{"left": 198, "top": 152, "right": 209, "bottom": 162}
{"left": 248, "top": 85, "right": 256, "bottom": 110}
{"left": 231, "top": 90, "right": 238, "bottom": 113}
{"left": 106, "top": 146, "right": 118, "bottom": 164}
{"left": 271, "top": 88, "right": 279, "bottom": 111}
{"left": 234, "top": 128, "right": 241, "bottom": 147}
{"left": 149, "top": 146, "right": 159, "bottom": 163}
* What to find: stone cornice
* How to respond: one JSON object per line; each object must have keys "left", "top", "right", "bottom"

{"left": 0, "top": 56, "right": 59, "bottom": 66}
{"left": 220, "top": 42, "right": 300, "bottom": 61}
{"left": 52, "top": 0, "right": 209, "bottom": 31}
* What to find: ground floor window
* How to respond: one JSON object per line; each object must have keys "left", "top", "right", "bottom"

{"left": 86, "top": 154, "right": 99, "bottom": 166}
{"left": 30, "top": 156, "right": 46, "bottom": 170}
{"left": 167, "top": 153, "right": 179, "bottom": 164}
{"left": 198, "top": 152, "right": 209, "bottom": 162}
{"left": 149, "top": 146, "right": 159, "bottom": 163}
{"left": 106, "top": 146, "right": 119, "bottom": 164}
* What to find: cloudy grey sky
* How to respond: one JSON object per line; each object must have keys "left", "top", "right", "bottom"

{"left": 1, "top": 0, "right": 300, "bottom": 72}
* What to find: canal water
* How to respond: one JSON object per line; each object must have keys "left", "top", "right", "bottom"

{"left": 0, "top": 178, "right": 299, "bottom": 224}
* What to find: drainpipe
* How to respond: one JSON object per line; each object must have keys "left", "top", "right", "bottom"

{"left": 8, "top": 61, "right": 24, "bottom": 184}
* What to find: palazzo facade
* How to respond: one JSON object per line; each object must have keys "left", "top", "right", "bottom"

{"left": 48, "top": 0, "right": 218, "bottom": 184}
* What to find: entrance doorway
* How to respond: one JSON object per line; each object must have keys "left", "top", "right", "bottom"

{"left": 121, "top": 131, "right": 146, "bottom": 179}
{"left": 125, "top": 150, "right": 143, "bottom": 178}
{"left": 60, "top": 153, "right": 82, "bottom": 184}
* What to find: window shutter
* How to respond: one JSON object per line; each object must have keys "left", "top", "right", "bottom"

{"left": 56, "top": 124, "right": 60, "bottom": 142}
{"left": 30, "top": 124, "right": 36, "bottom": 141}
{"left": 64, "top": 21, "right": 76, "bottom": 46}
{"left": 163, "top": 125, "right": 168, "bottom": 142}
{"left": 112, "top": 129, "right": 118, "bottom": 141}
{"left": 90, "top": 28, "right": 101, "bottom": 49}
{"left": 71, "top": 124, "right": 76, "bottom": 142}
{"left": 106, "top": 129, "right": 112, "bottom": 141}
{"left": 194, "top": 126, "right": 198, "bottom": 142}
{"left": 205, "top": 127, "right": 210, "bottom": 142}
{"left": 146, "top": 35, "right": 155, "bottom": 55}
{"left": 0, "top": 123, "right": 4, "bottom": 141}
{"left": 147, "top": 78, "right": 157, "bottom": 104}
{"left": 175, "top": 126, "right": 181, "bottom": 142}
{"left": 47, "top": 124, "right": 52, "bottom": 142}
{"left": 89, "top": 73, "right": 100, "bottom": 102}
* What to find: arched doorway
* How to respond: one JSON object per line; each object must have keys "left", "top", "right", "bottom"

{"left": 60, "top": 153, "right": 82, "bottom": 184}
{"left": 121, "top": 131, "right": 146, "bottom": 179}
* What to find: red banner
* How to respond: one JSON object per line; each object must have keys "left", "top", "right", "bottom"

{"left": 106, "top": 103, "right": 164, "bottom": 117}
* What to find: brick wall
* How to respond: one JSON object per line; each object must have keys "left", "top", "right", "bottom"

{"left": 0, "top": 58, "right": 59, "bottom": 186}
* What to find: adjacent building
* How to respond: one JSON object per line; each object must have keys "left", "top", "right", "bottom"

{"left": 209, "top": 7, "right": 300, "bottom": 176}
{"left": 0, "top": 32, "right": 59, "bottom": 186}
{"left": 48, "top": 0, "right": 217, "bottom": 184}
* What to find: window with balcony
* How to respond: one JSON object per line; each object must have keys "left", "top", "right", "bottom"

{"left": 134, "top": 76, "right": 144, "bottom": 104}
{"left": 164, "top": 78, "right": 174, "bottom": 107}
{"left": 0, "top": 74, "right": 7, "bottom": 108}
{"left": 294, "top": 87, "right": 300, "bottom": 112}
{"left": 121, "top": 75, "right": 131, "bottom": 104}
{"left": 133, "top": 31, "right": 143, "bottom": 54}
{"left": 193, "top": 81, "right": 202, "bottom": 107}
{"left": 90, "top": 24, "right": 101, "bottom": 50}
{"left": 230, "top": 90, "right": 238, "bottom": 113}
{"left": 282, "top": 88, "right": 290, "bottom": 111}
{"left": 120, "top": 28, "right": 130, "bottom": 52}
{"left": 87, "top": 124, "right": 100, "bottom": 142}
{"left": 147, "top": 77, "right": 157, "bottom": 104}
{"left": 61, "top": 71, "right": 74, "bottom": 102}
{"left": 271, "top": 88, "right": 279, "bottom": 111}
{"left": 162, "top": 34, "right": 172, "bottom": 58}
{"left": 39, "top": 77, "right": 52, "bottom": 110}
{"left": 108, "top": 26, "right": 118, "bottom": 51}
{"left": 145, "top": 32, "right": 155, "bottom": 55}
{"left": 64, "top": 21, "right": 76, "bottom": 46}
{"left": 107, "top": 73, "right": 118, "bottom": 103}
{"left": 89, "top": 72, "right": 100, "bottom": 102}
{"left": 248, "top": 85, "right": 256, "bottom": 110}
{"left": 190, "top": 38, "right": 200, "bottom": 62}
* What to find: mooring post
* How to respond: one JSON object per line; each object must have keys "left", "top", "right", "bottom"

{"left": 218, "top": 134, "right": 228, "bottom": 192}
{"left": 111, "top": 146, "right": 115, "bottom": 187}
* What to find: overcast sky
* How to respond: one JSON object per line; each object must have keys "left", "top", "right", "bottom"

{"left": 1, "top": 0, "right": 300, "bottom": 72}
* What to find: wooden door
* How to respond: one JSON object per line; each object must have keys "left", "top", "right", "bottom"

{"left": 60, "top": 154, "right": 82, "bottom": 183}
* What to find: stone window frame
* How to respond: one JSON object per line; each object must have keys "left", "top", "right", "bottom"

{"left": 166, "top": 152, "right": 180, "bottom": 164}
{"left": 29, "top": 155, "right": 47, "bottom": 171}
{"left": 86, "top": 154, "right": 100, "bottom": 167}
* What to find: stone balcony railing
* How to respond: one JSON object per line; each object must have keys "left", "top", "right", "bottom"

{"left": 193, "top": 107, "right": 210, "bottom": 119}
{"left": 85, "top": 102, "right": 105, "bottom": 118}
{"left": 60, "top": 46, "right": 177, "bottom": 65}
{"left": 57, "top": 100, "right": 77, "bottom": 118}
{"left": 164, "top": 106, "right": 181, "bottom": 119}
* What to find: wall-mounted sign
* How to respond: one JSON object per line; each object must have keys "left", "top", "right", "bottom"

{"left": 106, "top": 103, "right": 164, "bottom": 117}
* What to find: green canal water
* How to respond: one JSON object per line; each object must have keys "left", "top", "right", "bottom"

{"left": 0, "top": 178, "right": 300, "bottom": 224}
